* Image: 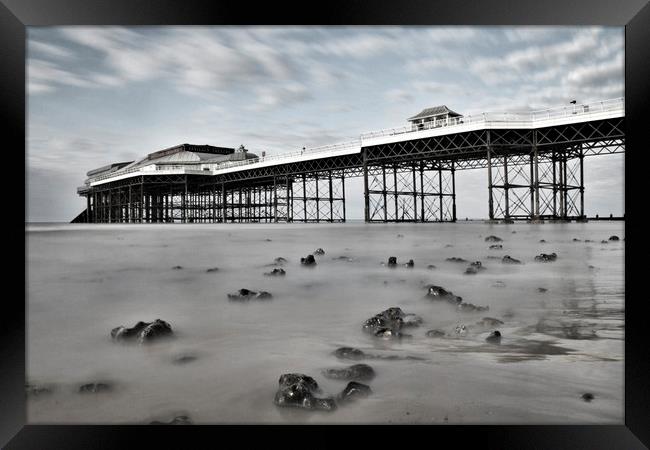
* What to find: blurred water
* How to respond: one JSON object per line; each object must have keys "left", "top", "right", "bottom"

{"left": 26, "top": 221, "right": 624, "bottom": 424}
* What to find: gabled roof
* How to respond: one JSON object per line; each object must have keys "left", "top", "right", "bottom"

{"left": 408, "top": 105, "right": 462, "bottom": 121}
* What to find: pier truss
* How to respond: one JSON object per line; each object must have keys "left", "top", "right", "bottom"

{"left": 77, "top": 114, "right": 624, "bottom": 224}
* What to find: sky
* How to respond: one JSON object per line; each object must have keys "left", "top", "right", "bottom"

{"left": 26, "top": 26, "right": 625, "bottom": 222}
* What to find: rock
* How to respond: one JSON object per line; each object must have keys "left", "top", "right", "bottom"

{"left": 374, "top": 327, "right": 411, "bottom": 339}
{"left": 581, "top": 393, "right": 595, "bottom": 402}
{"left": 572, "top": 238, "right": 581, "bottom": 242}
{"left": 111, "top": 319, "right": 173, "bottom": 345}
{"left": 322, "top": 364, "right": 376, "bottom": 381}
{"left": 337, "top": 382, "right": 372, "bottom": 404}
{"left": 485, "top": 330, "right": 502, "bottom": 344}
{"left": 512, "top": 231, "right": 517, "bottom": 234}
{"left": 465, "top": 266, "right": 479, "bottom": 275}
{"left": 600, "top": 240, "right": 608, "bottom": 244}
{"left": 397, "top": 234, "right": 404, "bottom": 238}
{"left": 404, "top": 259, "right": 414, "bottom": 268}
{"left": 458, "top": 303, "right": 489, "bottom": 313}
{"left": 314, "top": 248, "right": 325, "bottom": 255}
{"left": 445, "top": 244, "right": 454, "bottom": 248}
{"left": 502, "top": 255, "right": 522, "bottom": 264}
{"left": 608, "top": 235, "right": 620, "bottom": 241}
{"left": 273, "top": 374, "right": 337, "bottom": 411}
{"left": 274, "top": 257, "right": 288, "bottom": 265}
{"left": 333, "top": 347, "right": 366, "bottom": 360}
{"left": 485, "top": 235, "right": 503, "bottom": 242}
{"left": 301, "top": 254, "right": 317, "bottom": 266}
{"left": 585, "top": 239, "right": 593, "bottom": 243}
{"left": 425, "top": 285, "right": 462, "bottom": 304}
{"left": 26, "top": 384, "right": 53, "bottom": 396}
{"left": 465, "top": 261, "right": 485, "bottom": 274}
{"left": 79, "top": 382, "right": 112, "bottom": 393}
{"left": 477, "top": 317, "right": 503, "bottom": 327}
{"left": 172, "top": 355, "right": 198, "bottom": 365}
{"left": 264, "top": 268, "right": 286, "bottom": 276}
{"left": 537, "top": 287, "right": 548, "bottom": 293}
{"left": 427, "top": 264, "right": 437, "bottom": 270}
{"left": 387, "top": 256, "right": 398, "bottom": 267}
{"left": 539, "top": 239, "right": 546, "bottom": 243}
{"left": 206, "top": 267, "right": 219, "bottom": 273}
{"left": 426, "top": 329, "right": 445, "bottom": 338}
{"left": 454, "top": 324, "right": 468, "bottom": 335}
{"left": 227, "top": 289, "right": 273, "bottom": 301}
{"left": 489, "top": 244, "right": 503, "bottom": 250}
{"left": 150, "top": 415, "right": 192, "bottom": 425}
{"left": 172, "top": 266, "right": 183, "bottom": 270}
{"left": 446, "top": 257, "right": 468, "bottom": 263}
{"left": 534, "top": 253, "right": 557, "bottom": 262}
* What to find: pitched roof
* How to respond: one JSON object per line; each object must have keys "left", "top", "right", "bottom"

{"left": 408, "top": 105, "right": 461, "bottom": 121}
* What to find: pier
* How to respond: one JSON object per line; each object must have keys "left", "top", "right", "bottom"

{"left": 74, "top": 98, "right": 624, "bottom": 224}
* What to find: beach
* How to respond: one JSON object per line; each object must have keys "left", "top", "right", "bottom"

{"left": 25, "top": 221, "right": 624, "bottom": 424}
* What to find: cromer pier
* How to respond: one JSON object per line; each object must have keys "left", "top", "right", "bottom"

{"left": 74, "top": 98, "right": 624, "bottom": 224}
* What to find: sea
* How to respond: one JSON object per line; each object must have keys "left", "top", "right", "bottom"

{"left": 25, "top": 221, "right": 624, "bottom": 424}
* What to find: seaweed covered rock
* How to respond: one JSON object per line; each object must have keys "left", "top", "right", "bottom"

{"left": 227, "top": 288, "right": 273, "bottom": 301}
{"left": 333, "top": 347, "right": 366, "bottom": 360}
{"left": 322, "top": 364, "right": 376, "bottom": 381}
{"left": 301, "top": 254, "right": 317, "bottom": 266}
{"left": 273, "top": 373, "right": 337, "bottom": 412}
{"left": 446, "top": 257, "right": 468, "bottom": 263}
{"left": 502, "top": 255, "right": 522, "bottom": 264}
{"left": 534, "top": 252, "right": 557, "bottom": 262}
{"left": 111, "top": 319, "right": 173, "bottom": 345}
{"left": 264, "top": 268, "right": 286, "bottom": 276}
{"left": 484, "top": 235, "right": 503, "bottom": 242}
{"left": 425, "top": 285, "right": 462, "bottom": 304}
{"left": 150, "top": 415, "right": 192, "bottom": 425}
{"left": 336, "top": 382, "right": 372, "bottom": 404}
{"left": 485, "top": 330, "right": 502, "bottom": 344}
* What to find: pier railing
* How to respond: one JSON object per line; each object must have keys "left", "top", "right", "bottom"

{"left": 360, "top": 97, "right": 624, "bottom": 139}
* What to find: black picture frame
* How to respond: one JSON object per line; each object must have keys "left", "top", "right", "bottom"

{"left": 5, "top": 0, "right": 649, "bottom": 448}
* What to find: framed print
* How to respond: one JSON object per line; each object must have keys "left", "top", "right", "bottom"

{"left": 4, "top": 0, "right": 649, "bottom": 448}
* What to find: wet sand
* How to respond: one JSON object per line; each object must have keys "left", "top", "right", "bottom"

{"left": 26, "top": 221, "right": 624, "bottom": 424}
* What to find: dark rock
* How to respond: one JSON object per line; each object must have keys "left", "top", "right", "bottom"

{"left": 427, "top": 264, "right": 437, "bottom": 270}
{"left": 539, "top": 240, "right": 546, "bottom": 243}
{"left": 426, "top": 329, "right": 445, "bottom": 338}
{"left": 502, "top": 255, "right": 522, "bottom": 264}
{"left": 322, "top": 364, "right": 376, "bottom": 381}
{"left": 581, "top": 393, "right": 595, "bottom": 402}
{"left": 477, "top": 317, "right": 503, "bottom": 327}
{"left": 26, "top": 384, "right": 53, "bottom": 396}
{"left": 486, "top": 330, "right": 502, "bottom": 344}
{"left": 458, "top": 303, "right": 489, "bottom": 313}
{"left": 333, "top": 347, "right": 366, "bottom": 360}
{"left": 264, "top": 268, "right": 286, "bottom": 276}
{"left": 337, "top": 382, "right": 372, "bottom": 403}
{"left": 206, "top": 267, "right": 219, "bottom": 273}
{"left": 227, "top": 289, "right": 273, "bottom": 301}
{"left": 537, "top": 287, "right": 548, "bottom": 293}
{"left": 608, "top": 235, "right": 620, "bottom": 241}
{"left": 600, "top": 240, "right": 608, "bottom": 244}
{"left": 172, "top": 355, "right": 198, "bottom": 365}
{"left": 465, "top": 261, "right": 485, "bottom": 274}
{"left": 79, "top": 382, "right": 112, "bottom": 393}
{"left": 111, "top": 319, "right": 173, "bottom": 345}
{"left": 465, "top": 266, "right": 479, "bottom": 275}
{"left": 314, "top": 248, "right": 325, "bottom": 255}
{"left": 404, "top": 259, "right": 414, "bottom": 268}
{"left": 150, "top": 415, "right": 192, "bottom": 425}
{"left": 363, "top": 307, "right": 421, "bottom": 336}
{"left": 454, "top": 324, "right": 468, "bottom": 335}
{"left": 572, "top": 238, "right": 581, "bottom": 242}
{"left": 485, "top": 235, "right": 503, "bottom": 242}
{"left": 274, "top": 257, "right": 288, "bottom": 265}
{"left": 387, "top": 256, "right": 398, "bottom": 267}
{"left": 273, "top": 373, "right": 337, "bottom": 411}
{"left": 172, "top": 266, "right": 183, "bottom": 270}
{"left": 585, "top": 239, "right": 593, "bottom": 243}
{"left": 301, "top": 254, "right": 317, "bottom": 266}
{"left": 489, "top": 244, "right": 503, "bottom": 249}
{"left": 534, "top": 252, "right": 557, "bottom": 262}
{"left": 425, "top": 285, "right": 463, "bottom": 304}
{"left": 446, "top": 257, "right": 468, "bottom": 263}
